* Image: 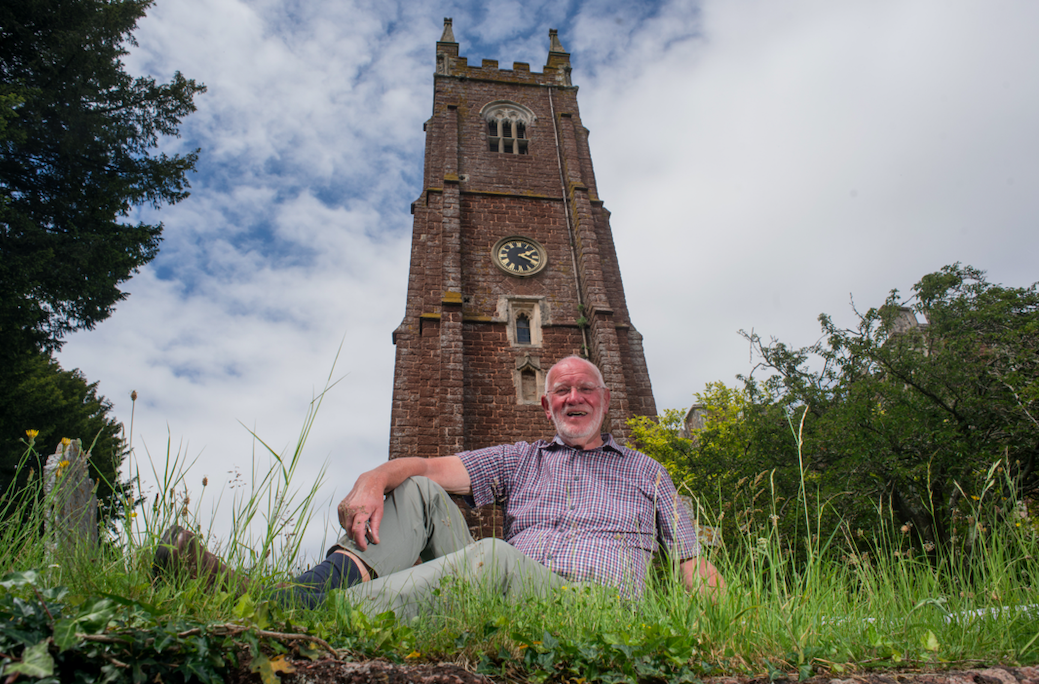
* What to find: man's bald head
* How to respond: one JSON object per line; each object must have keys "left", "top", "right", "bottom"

{"left": 544, "top": 355, "right": 605, "bottom": 391}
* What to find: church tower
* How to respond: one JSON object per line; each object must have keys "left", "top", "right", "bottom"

{"left": 389, "top": 19, "right": 657, "bottom": 462}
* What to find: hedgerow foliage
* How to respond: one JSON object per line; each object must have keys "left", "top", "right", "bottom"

{"left": 631, "top": 264, "right": 1039, "bottom": 556}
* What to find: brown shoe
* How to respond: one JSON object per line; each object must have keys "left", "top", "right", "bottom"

{"left": 152, "top": 525, "right": 247, "bottom": 592}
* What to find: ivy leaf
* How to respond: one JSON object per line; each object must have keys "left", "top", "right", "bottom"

{"left": 298, "top": 640, "right": 326, "bottom": 661}
{"left": 77, "top": 599, "right": 117, "bottom": 632}
{"left": 7, "top": 638, "right": 55, "bottom": 678}
{"left": 270, "top": 655, "right": 296, "bottom": 675}
{"left": 53, "top": 618, "right": 80, "bottom": 652}
{"left": 250, "top": 651, "right": 295, "bottom": 684}
{"left": 51, "top": 599, "right": 117, "bottom": 652}
{"left": 0, "top": 570, "right": 40, "bottom": 590}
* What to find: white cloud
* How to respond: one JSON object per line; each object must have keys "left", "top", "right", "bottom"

{"left": 580, "top": 0, "right": 1039, "bottom": 411}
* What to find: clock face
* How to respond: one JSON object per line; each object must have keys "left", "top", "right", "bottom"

{"left": 493, "top": 236, "right": 547, "bottom": 276}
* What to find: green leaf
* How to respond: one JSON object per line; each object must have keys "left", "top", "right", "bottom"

{"left": 77, "top": 599, "right": 117, "bottom": 632}
{"left": 922, "top": 629, "right": 940, "bottom": 652}
{"left": 234, "top": 593, "right": 257, "bottom": 621}
{"left": 0, "top": 570, "right": 40, "bottom": 590}
{"left": 7, "top": 638, "right": 54, "bottom": 678}
{"left": 298, "top": 640, "right": 325, "bottom": 661}
{"left": 52, "top": 618, "right": 80, "bottom": 652}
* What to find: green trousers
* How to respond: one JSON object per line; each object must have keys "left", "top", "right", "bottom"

{"left": 336, "top": 476, "right": 567, "bottom": 620}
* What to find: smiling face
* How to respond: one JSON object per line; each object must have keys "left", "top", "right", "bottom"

{"left": 541, "top": 357, "right": 611, "bottom": 450}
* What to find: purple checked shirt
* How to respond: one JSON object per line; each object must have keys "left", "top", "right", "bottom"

{"left": 458, "top": 434, "right": 700, "bottom": 595}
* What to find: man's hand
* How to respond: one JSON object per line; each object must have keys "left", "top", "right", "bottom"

{"left": 681, "top": 556, "right": 725, "bottom": 598}
{"left": 337, "top": 472, "right": 387, "bottom": 551}
{"left": 336, "top": 456, "right": 471, "bottom": 552}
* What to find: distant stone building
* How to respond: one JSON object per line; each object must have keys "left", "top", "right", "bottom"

{"left": 388, "top": 22, "right": 658, "bottom": 517}
{"left": 887, "top": 306, "right": 928, "bottom": 335}
{"left": 683, "top": 404, "right": 708, "bottom": 439}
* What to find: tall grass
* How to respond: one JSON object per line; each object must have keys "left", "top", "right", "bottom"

{"left": 0, "top": 368, "right": 339, "bottom": 619}
{"left": 1, "top": 396, "right": 1037, "bottom": 681}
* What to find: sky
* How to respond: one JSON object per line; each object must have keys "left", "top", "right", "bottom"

{"left": 57, "top": 0, "right": 1039, "bottom": 565}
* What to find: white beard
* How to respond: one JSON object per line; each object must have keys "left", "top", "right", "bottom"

{"left": 551, "top": 406, "right": 604, "bottom": 445}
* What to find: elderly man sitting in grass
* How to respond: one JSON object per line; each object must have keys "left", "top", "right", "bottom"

{"left": 154, "top": 355, "right": 724, "bottom": 618}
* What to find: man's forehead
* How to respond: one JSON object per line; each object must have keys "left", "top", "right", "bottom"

{"left": 547, "top": 359, "right": 601, "bottom": 386}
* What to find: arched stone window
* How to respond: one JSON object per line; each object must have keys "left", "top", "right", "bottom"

{"left": 516, "top": 314, "right": 531, "bottom": 345}
{"left": 500, "top": 298, "right": 542, "bottom": 348}
{"left": 481, "top": 101, "right": 535, "bottom": 155}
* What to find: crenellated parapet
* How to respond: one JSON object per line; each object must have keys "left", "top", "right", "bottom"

{"left": 436, "top": 18, "right": 572, "bottom": 86}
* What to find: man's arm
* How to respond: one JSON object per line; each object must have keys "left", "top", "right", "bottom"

{"left": 336, "top": 456, "right": 471, "bottom": 550}
{"left": 680, "top": 556, "right": 725, "bottom": 596}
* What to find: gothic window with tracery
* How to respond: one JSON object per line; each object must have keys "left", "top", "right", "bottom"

{"left": 482, "top": 101, "right": 534, "bottom": 155}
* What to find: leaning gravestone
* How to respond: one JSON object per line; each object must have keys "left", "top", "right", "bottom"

{"left": 43, "top": 439, "right": 98, "bottom": 551}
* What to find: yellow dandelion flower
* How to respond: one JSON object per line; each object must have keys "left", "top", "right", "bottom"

{"left": 61, "top": 437, "right": 72, "bottom": 447}
{"left": 26, "top": 429, "right": 39, "bottom": 439}
{"left": 59, "top": 460, "right": 70, "bottom": 468}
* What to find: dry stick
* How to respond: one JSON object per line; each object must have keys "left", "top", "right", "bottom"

{"left": 79, "top": 624, "right": 338, "bottom": 659}
{"left": 102, "top": 653, "right": 130, "bottom": 669}
{"left": 254, "top": 629, "right": 338, "bottom": 658}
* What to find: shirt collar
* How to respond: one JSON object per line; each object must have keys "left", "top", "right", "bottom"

{"left": 548, "top": 433, "right": 624, "bottom": 454}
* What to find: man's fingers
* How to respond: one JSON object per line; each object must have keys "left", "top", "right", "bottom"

{"left": 368, "top": 508, "right": 383, "bottom": 545}
{"left": 335, "top": 488, "right": 383, "bottom": 551}
{"left": 352, "top": 519, "right": 368, "bottom": 551}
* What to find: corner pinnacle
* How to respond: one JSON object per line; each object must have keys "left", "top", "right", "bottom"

{"left": 549, "top": 28, "right": 565, "bottom": 53}
{"left": 440, "top": 18, "right": 456, "bottom": 43}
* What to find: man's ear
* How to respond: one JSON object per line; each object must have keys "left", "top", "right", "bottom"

{"left": 602, "top": 387, "right": 611, "bottom": 410}
{"left": 541, "top": 394, "right": 552, "bottom": 421}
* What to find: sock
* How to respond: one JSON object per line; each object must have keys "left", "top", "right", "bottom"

{"left": 276, "top": 551, "right": 365, "bottom": 609}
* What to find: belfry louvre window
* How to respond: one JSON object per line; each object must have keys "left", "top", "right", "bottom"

{"left": 481, "top": 100, "right": 535, "bottom": 156}
{"left": 488, "top": 119, "right": 528, "bottom": 154}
